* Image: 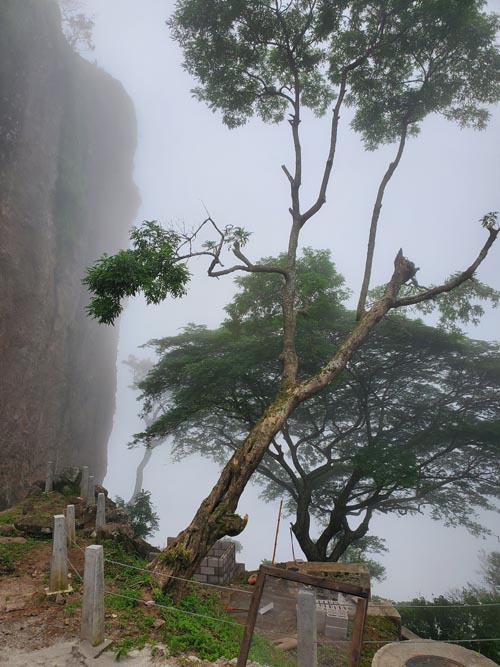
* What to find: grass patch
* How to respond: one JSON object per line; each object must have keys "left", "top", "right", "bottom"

{"left": 0, "top": 538, "right": 34, "bottom": 568}
{"left": 360, "top": 615, "right": 400, "bottom": 667}
{"left": 154, "top": 588, "right": 242, "bottom": 662}
{"left": 65, "top": 598, "right": 82, "bottom": 614}
{"left": 0, "top": 510, "right": 19, "bottom": 524}
{"left": 249, "top": 635, "right": 296, "bottom": 667}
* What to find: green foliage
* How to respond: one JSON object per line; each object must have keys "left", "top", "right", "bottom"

{"left": 112, "top": 633, "right": 151, "bottom": 661}
{"left": 83, "top": 221, "right": 190, "bottom": 325}
{"left": 115, "top": 490, "right": 160, "bottom": 539}
{"left": 249, "top": 635, "right": 296, "bottom": 667}
{"left": 0, "top": 538, "right": 34, "bottom": 568}
{"left": 105, "top": 588, "right": 139, "bottom": 610}
{"left": 481, "top": 211, "right": 499, "bottom": 229}
{"left": 153, "top": 588, "right": 242, "bottom": 661}
{"left": 339, "top": 537, "right": 388, "bottom": 582}
{"left": 134, "top": 250, "right": 500, "bottom": 562}
{"left": 399, "top": 588, "right": 500, "bottom": 664}
{"left": 388, "top": 276, "right": 500, "bottom": 332}
{"left": 101, "top": 539, "right": 152, "bottom": 589}
{"left": 480, "top": 550, "right": 500, "bottom": 593}
{"left": 170, "top": 0, "right": 500, "bottom": 145}
{"left": 0, "top": 510, "right": 18, "bottom": 524}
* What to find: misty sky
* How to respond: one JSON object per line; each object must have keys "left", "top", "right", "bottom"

{"left": 80, "top": 0, "right": 500, "bottom": 599}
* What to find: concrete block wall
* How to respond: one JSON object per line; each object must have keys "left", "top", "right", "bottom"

{"left": 167, "top": 538, "right": 245, "bottom": 585}
{"left": 316, "top": 600, "right": 349, "bottom": 640}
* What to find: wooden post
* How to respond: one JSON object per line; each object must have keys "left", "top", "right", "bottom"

{"left": 271, "top": 499, "right": 283, "bottom": 565}
{"left": 48, "top": 514, "right": 70, "bottom": 593}
{"left": 81, "top": 545, "right": 105, "bottom": 646}
{"left": 86, "top": 475, "right": 95, "bottom": 507}
{"left": 80, "top": 466, "right": 89, "bottom": 499}
{"left": 95, "top": 493, "right": 106, "bottom": 531}
{"left": 297, "top": 586, "right": 317, "bottom": 667}
{"left": 66, "top": 504, "right": 76, "bottom": 546}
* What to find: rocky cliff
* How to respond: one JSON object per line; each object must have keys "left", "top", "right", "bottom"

{"left": 0, "top": 1, "right": 140, "bottom": 507}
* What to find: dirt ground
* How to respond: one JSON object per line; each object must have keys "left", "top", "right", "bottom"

{"left": 0, "top": 534, "right": 259, "bottom": 667}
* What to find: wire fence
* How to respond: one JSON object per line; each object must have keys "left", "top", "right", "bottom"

{"left": 62, "top": 527, "right": 500, "bottom": 651}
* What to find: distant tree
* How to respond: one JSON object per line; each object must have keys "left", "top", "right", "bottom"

{"left": 84, "top": 1, "right": 500, "bottom": 597}
{"left": 116, "top": 489, "right": 160, "bottom": 539}
{"left": 136, "top": 250, "right": 500, "bottom": 565}
{"left": 58, "top": 0, "right": 95, "bottom": 52}
{"left": 123, "top": 355, "right": 166, "bottom": 505}
{"left": 399, "top": 588, "right": 500, "bottom": 663}
{"left": 479, "top": 550, "right": 500, "bottom": 593}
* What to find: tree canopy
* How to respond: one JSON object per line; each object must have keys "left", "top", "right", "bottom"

{"left": 135, "top": 250, "right": 500, "bottom": 562}
{"left": 170, "top": 0, "right": 500, "bottom": 141}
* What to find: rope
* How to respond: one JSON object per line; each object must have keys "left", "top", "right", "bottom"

{"left": 103, "top": 557, "right": 252, "bottom": 595}
{"left": 69, "top": 537, "right": 86, "bottom": 555}
{"left": 69, "top": 539, "right": 500, "bottom": 610}
{"left": 66, "top": 555, "right": 84, "bottom": 582}
{"left": 104, "top": 590, "right": 245, "bottom": 629}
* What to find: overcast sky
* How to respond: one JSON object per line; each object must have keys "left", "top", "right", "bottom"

{"left": 80, "top": 0, "right": 500, "bottom": 599}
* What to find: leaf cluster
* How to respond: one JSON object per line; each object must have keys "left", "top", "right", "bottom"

{"left": 115, "top": 489, "right": 160, "bottom": 539}
{"left": 83, "top": 221, "right": 190, "bottom": 325}
{"left": 170, "top": 0, "right": 500, "bottom": 147}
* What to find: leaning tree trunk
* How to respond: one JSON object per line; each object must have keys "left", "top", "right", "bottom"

{"left": 150, "top": 253, "right": 418, "bottom": 599}
{"left": 128, "top": 446, "right": 153, "bottom": 505}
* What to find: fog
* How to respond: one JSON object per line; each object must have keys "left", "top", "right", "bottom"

{"left": 80, "top": 0, "right": 500, "bottom": 600}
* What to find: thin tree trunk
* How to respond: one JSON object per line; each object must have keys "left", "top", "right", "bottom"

{"left": 128, "top": 447, "right": 153, "bottom": 505}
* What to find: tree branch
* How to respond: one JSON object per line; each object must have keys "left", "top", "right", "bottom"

{"left": 300, "top": 10, "right": 389, "bottom": 227}
{"left": 393, "top": 228, "right": 499, "bottom": 308}
{"left": 356, "top": 122, "right": 409, "bottom": 319}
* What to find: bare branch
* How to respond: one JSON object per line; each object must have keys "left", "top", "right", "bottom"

{"left": 393, "top": 228, "right": 499, "bottom": 308}
{"left": 356, "top": 122, "right": 409, "bottom": 319}
{"left": 300, "top": 11, "right": 389, "bottom": 227}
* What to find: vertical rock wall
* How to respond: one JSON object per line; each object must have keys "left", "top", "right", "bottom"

{"left": 0, "top": 1, "right": 139, "bottom": 506}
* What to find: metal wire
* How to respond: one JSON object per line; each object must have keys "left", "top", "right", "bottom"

{"left": 66, "top": 555, "right": 84, "bottom": 582}
{"left": 104, "top": 590, "right": 245, "bottom": 629}
{"left": 103, "top": 557, "right": 252, "bottom": 595}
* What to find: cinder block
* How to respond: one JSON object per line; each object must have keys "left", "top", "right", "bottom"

{"left": 200, "top": 566, "right": 215, "bottom": 575}
{"left": 325, "top": 625, "right": 347, "bottom": 640}
{"left": 193, "top": 574, "right": 207, "bottom": 583}
{"left": 207, "top": 575, "right": 222, "bottom": 584}
{"left": 208, "top": 557, "right": 219, "bottom": 567}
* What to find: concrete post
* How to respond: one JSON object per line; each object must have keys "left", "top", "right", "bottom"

{"left": 66, "top": 504, "right": 76, "bottom": 546}
{"left": 45, "top": 460, "right": 54, "bottom": 493}
{"left": 86, "top": 475, "right": 95, "bottom": 507}
{"left": 95, "top": 493, "right": 106, "bottom": 531}
{"left": 48, "top": 514, "right": 69, "bottom": 593}
{"left": 80, "top": 466, "right": 89, "bottom": 499}
{"left": 297, "top": 587, "right": 317, "bottom": 667}
{"left": 81, "top": 545, "right": 105, "bottom": 646}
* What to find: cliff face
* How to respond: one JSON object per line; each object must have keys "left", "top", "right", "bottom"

{"left": 0, "top": 1, "right": 140, "bottom": 507}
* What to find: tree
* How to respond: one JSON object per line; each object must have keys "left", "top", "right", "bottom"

{"left": 135, "top": 249, "right": 500, "bottom": 565}
{"left": 123, "top": 355, "right": 166, "bottom": 505}
{"left": 58, "top": 0, "right": 95, "bottom": 52}
{"left": 399, "top": 588, "right": 500, "bottom": 663}
{"left": 479, "top": 550, "right": 500, "bottom": 594}
{"left": 115, "top": 490, "right": 160, "bottom": 539}
{"left": 84, "top": 1, "right": 500, "bottom": 597}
